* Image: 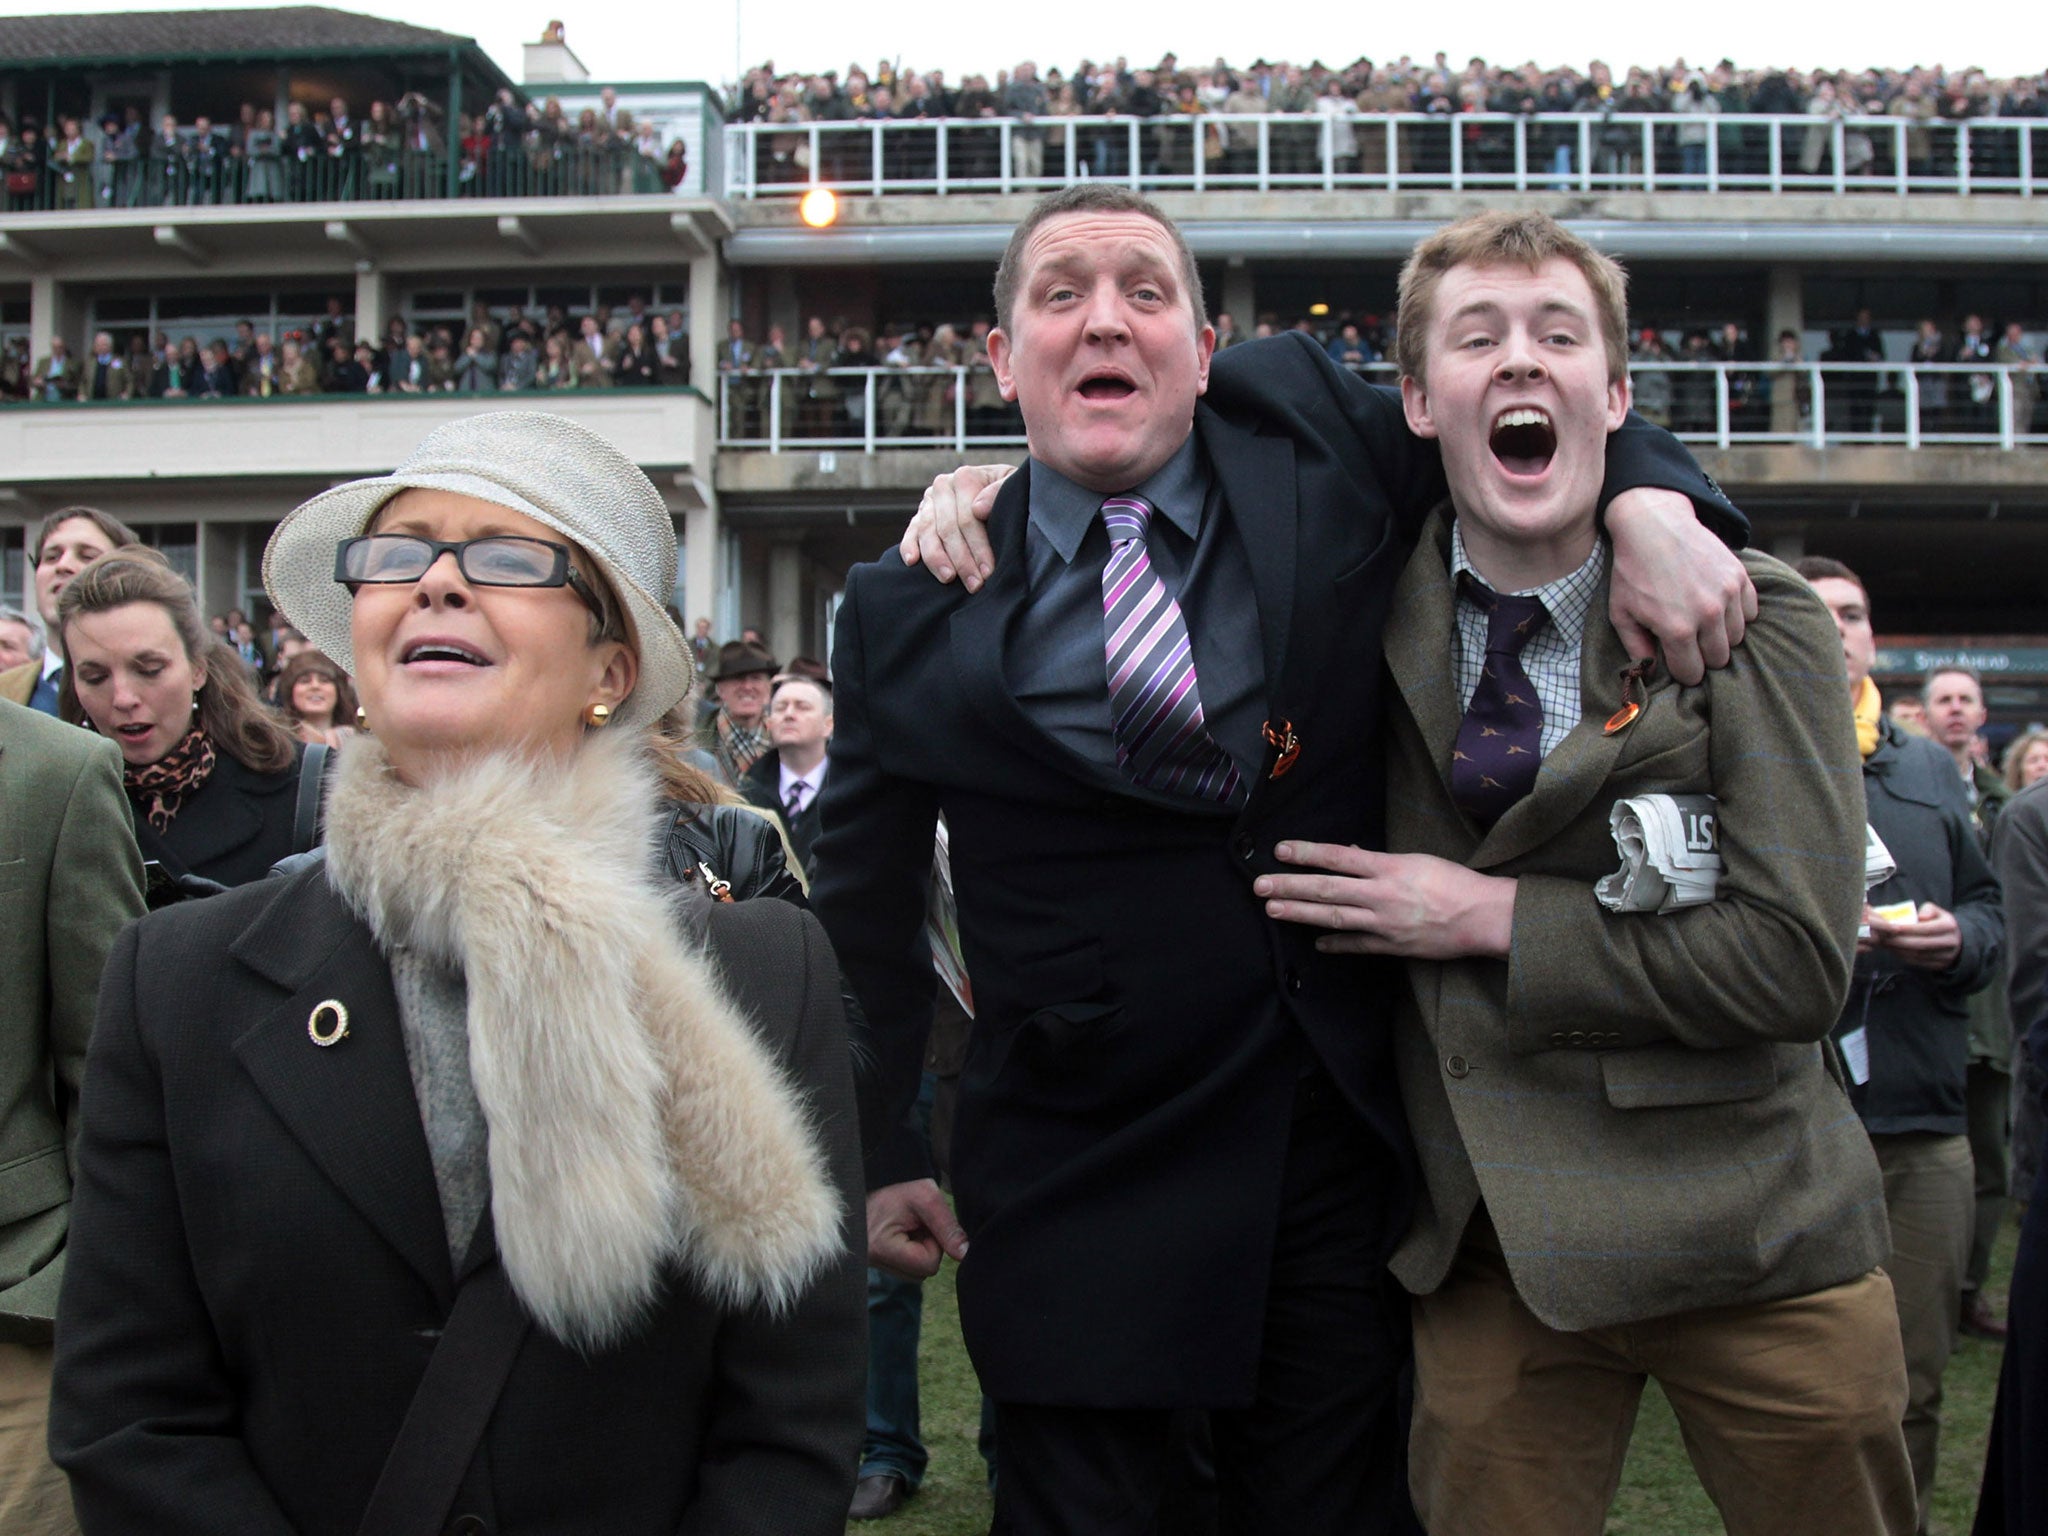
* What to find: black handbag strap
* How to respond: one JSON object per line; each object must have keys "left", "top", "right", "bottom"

{"left": 355, "top": 1260, "right": 532, "bottom": 1536}
{"left": 293, "top": 742, "right": 330, "bottom": 855}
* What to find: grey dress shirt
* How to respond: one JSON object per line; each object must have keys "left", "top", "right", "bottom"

{"left": 1011, "top": 434, "right": 1266, "bottom": 789}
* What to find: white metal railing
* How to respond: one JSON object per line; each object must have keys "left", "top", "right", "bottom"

{"left": 717, "top": 360, "right": 2047, "bottom": 453}
{"left": 723, "top": 111, "right": 2047, "bottom": 199}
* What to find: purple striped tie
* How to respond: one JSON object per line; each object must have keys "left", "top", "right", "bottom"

{"left": 1100, "top": 496, "right": 1245, "bottom": 806}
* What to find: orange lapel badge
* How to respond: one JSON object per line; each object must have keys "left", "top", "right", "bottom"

{"left": 1604, "top": 659, "right": 1657, "bottom": 735}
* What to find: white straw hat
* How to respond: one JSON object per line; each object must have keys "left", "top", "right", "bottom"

{"left": 262, "top": 412, "right": 691, "bottom": 731}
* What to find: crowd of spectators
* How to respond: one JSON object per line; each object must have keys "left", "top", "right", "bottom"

{"left": 728, "top": 54, "right": 2048, "bottom": 184}
{"left": 0, "top": 86, "right": 686, "bottom": 212}
{"left": 715, "top": 306, "right": 2040, "bottom": 440}
{"left": 0, "top": 294, "right": 692, "bottom": 404}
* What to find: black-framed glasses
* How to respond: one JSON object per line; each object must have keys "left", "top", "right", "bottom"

{"left": 335, "top": 535, "right": 602, "bottom": 617}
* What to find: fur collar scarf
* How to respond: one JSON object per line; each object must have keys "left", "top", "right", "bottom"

{"left": 322, "top": 731, "right": 839, "bottom": 1350}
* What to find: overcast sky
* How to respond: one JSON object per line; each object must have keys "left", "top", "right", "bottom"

{"left": 7, "top": 0, "right": 2035, "bottom": 91}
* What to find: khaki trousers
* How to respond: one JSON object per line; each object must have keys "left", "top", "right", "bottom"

{"left": 0, "top": 1341, "right": 77, "bottom": 1536}
{"left": 1871, "top": 1131, "right": 1974, "bottom": 1533}
{"left": 1410, "top": 1236, "right": 1915, "bottom": 1536}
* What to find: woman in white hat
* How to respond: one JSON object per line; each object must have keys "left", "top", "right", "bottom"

{"left": 50, "top": 413, "right": 865, "bottom": 1536}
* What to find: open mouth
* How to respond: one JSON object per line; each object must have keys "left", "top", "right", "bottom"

{"left": 401, "top": 640, "right": 490, "bottom": 666}
{"left": 1076, "top": 370, "right": 1138, "bottom": 402}
{"left": 1490, "top": 407, "right": 1557, "bottom": 477}
{"left": 114, "top": 722, "right": 154, "bottom": 741}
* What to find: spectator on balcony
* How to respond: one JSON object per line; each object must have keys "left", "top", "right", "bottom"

{"left": 240, "top": 333, "right": 283, "bottom": 398}
{"left": 1630, "top": 328, "right": 1674, "bottom": 426}
{"left": 1674, "top": 328, "right": 1719, "bottom": 433}
{"left": 615, "top": 323, "right": 661, "bottom": 387}
{"left": 352, "top": 340, "right": 386, "bottom": 393}
{"left": 194, "top": 343, "right": 237, "bottom": 399}
{"left": 99, "top": 109, "right": 143, "bottom": 207}
{"left": 1910, "top": 320, "right": 1950, "bottom": 432}
{"left": 495, "top": 331, "right": 537, "bottom": 392}
{"left": 360, "top": 100, "right": 401, "bottom": 199}
{"left": 652, "top": 312, "right": 688, "bottom": 386}
{"left": 450, "top": 328, "right": 500, "bottom": 393}
{"left": 280, "top": 101, "right": 321, "bottom": 198}
{"left": 1672, "top": 74, "right": 1720, "bottom": 177}
{"left": 147, "top": 338, "right": 197, "bottom": 399}
{"left": 81, "top": 333, "right": 136, "bottom": 403}
{"left": 237, "top": 109, "right": 284, "bottom": 203}
{"left": 31, "top": 337, "right": 81, "bottom": 403}
{"left": 1003, "top": 61, "right": 1051, "bottom": 181}
{"left": 386, "top": 333, "right": 432, "bottom": 394}
{"left": 1, "top": 338, "right": 29, "bottom": 402}
{"left": 1996, "top": 321, "right": 2039, "bottom": 435}
{"left": 277, "top": 338, "right": 320, "bottom": 396}
{"left": 1957, "top": 313, "right": 1997, "bottom": 432}
{"left": 52, "top": 117, "right": 94, "bottom": 211}
{"left": 661, "top": 136, "right": 689, "bottom": 190}
{"left": 324, "top": 337, "right": 368, "bottom": 394}
{"left": 796, "top": 316, "right": 840, "bottom": 435}
{"left": 572, "top": 314, "right": 615, "bottom": 388}
{"left": 536, "top": 330, "right": 578, "bottom": 390}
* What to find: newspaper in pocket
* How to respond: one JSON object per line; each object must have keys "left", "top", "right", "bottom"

{"left": 1594, "top": 793, "right": 1722, "bottom": 914}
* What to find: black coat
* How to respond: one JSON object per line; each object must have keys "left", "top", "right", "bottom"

{"left": 135, "top": 745, "right": 302, "bottom": 889}
{"left": 50, "top": 861, "right": 866, "bottom": 1535}
{"left": 811, "top": 331, "right": 1743, "bottom": 1407}
{"left": 1841, "top": 717, "right": 2003, "bottom": 1135}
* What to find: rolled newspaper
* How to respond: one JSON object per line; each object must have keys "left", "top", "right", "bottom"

{"left": 1594, "top": 793, "right": 1722, "bottom": 914}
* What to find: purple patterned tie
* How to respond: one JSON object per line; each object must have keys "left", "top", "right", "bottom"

{"left": 1100, "top": 496, "right": 1245, "bottom": 806}
{"left": 1452, "top": 573, "right": 1547, "bottom": 828}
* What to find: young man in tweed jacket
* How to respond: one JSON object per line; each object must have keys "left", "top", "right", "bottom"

{"left": 1259, "top": 211, "right": 1916, "bottom": 1536}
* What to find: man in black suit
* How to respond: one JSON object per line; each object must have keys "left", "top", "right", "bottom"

{"left": 742, "top": 673, "right": 832, "bottom": 878}
{"left": 811, "top": 184, "right": 1750, "bottom": 1536}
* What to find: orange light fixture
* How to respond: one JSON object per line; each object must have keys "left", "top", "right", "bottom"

{"left": 799, "top": 188, "right": 840, "bottom": 228}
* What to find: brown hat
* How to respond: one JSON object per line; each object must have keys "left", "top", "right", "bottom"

{"left": 706, "top": 638, "right": 778, "bottom": 680}
{"left": 771, "top": 655, "right": 831, "bottom": 692}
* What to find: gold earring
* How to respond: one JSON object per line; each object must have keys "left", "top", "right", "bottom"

{"left": 355, "top": 706, "right": 368, "bottom": 729}
{"left": 585, "top": 702, "right": 612, "bottom": 727}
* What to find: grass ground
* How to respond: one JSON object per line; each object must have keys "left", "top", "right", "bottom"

{"left": 849, "top": 1213, "right": 2019, "bottom": 1536}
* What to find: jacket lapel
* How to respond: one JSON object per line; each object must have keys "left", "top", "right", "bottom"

{"left": 228, "top": 870, "right": 455, "bottom": 1300}
{"left": 1384, "top": 514, "right": 1465, "bottom": 795}
{"left": 948, "top": 463, "right": 1126, "bottom": 791}
{"left": 1196, "top": 404, "right": 1295, "bottom": 712}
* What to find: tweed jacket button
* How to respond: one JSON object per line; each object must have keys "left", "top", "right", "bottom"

{"left": 1445, "top": 1054, "right": 1470, "bottom": 1078}
{"left": 1568, "top": 1031, "right": 1587, "bottom": 1047}
{"left": 1550, "top": 1032, "right": 1567, "bottom": 1047}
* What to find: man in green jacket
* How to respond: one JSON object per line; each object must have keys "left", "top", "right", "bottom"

{"left": 0, "top": 699, "right": 144, "bottom": 1532}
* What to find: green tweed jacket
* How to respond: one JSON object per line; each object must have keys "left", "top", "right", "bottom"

{"left": 1384, "top": 514, "right": 1888, "bottom": 1332}
{"left": 0, "top": 699, "right": 145, "bottom": 1339}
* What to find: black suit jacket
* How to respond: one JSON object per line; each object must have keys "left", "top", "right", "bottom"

{"left": 811, "top": 331, "right": 1742, "bottom": 1407}
{"left": 50, "top": 861, "right": 865, "bottom": 1536}
{"left": 743, "top": 748, "right": 824, "bottom": 877}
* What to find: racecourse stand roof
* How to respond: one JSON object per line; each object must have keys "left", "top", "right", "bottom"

{"left": 0, "top": 7, "right": 477, "bottom": 69}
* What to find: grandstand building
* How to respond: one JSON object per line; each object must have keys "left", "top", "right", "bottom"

{"left": 4, "top": 11, "right": 2046, "bottom": 725}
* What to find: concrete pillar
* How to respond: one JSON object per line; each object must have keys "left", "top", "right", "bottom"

{"left": 682, "top": 501, "right": 721, "bottom": 639}
{"left": 767, "top": 268, "right": 801, "bottom": 350}
{"left": 1222, "top": 259, "right": 1256, "bottom": 336}
{"left": 354, "top": 265, "right": 390, "bottom": 353}
{"left": 1766, "top": 265, "right": 1803, "bottom": 348}
{"left": 198, "top": 520, "right": 243, "bottom": 620}
{"left": 1767, "top": 265, "right": 1805, "bottom": 435}
{"left": 688, "top": 250, "right": 722, "bottom": 394}
{"left": 29, "top": 274, "right": 85, "bottom": 361}
{"left": 767, "top": 538, "right": 803, "bottom": 664}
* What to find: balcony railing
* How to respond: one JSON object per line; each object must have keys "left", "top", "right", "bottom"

{"left": 716, "top": 361, "right": 2047, "bottom": 453}
{"left": 2, "top": 142, "right": 675, "bottom": 213}
{"left": 723, "top": 111, "right": 2047, "bottom": 199}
